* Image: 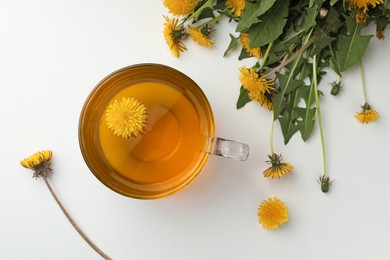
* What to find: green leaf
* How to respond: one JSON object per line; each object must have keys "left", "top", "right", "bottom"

{"left": 248, "top": 0, "right": 289, "bottom": 47}
{"left": 278, "top": 87, "right": 304, "bottom": 144}
{"left": 236, "top": 86, "right": 251, "bottom": 109}
{"left": 196, "top": 7, "right": 215, "bottom": 21}
{"left": 322, "top": 8, "right": 343, "bottom": 33}
{"left": 279, "top": 116, "right": 300, "bottom": 144}
{"left": 329, "top": 56, "right": 341, "bottom": 76}
{"left": 330, "top": 0, "right": 340, "bottom": 5}
{"left": 296, "top": 107, "right": 316, "bottom": 141}
{"left": 277, "top": 73, "right": 304, "bottom": 94}
{"left": 238, "top": 48, "right": 252, "bottom": 60}
{"left": 224, "top": 34, "right": 240, "bottom": 57}
{"left": 272, "top": 92, "right": 287, "bottom": 119}
{"left": 295, "top": 83, "right": 317, "bottom": 141}
{"left": 235, "top": 0, "right": 277, "bottom": 32}
{"left": 310, "top": 28, "right": 335, "bottom": 57}
{"left": 335, "top": 25, "right": 373, "bottom": 72}
{"left": 300, "top": 4, "right": 318, "bottom": 30}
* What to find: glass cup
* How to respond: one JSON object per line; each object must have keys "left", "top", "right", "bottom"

{"left": 79, "top": 64, "right": 249, "bottom": 199}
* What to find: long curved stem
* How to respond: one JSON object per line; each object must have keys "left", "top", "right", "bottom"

{"left": 270, "top": 112, "right": 275, "bottom": 154}
{"left": 43, "top": 177, "right": 112, "bottom": 260}
{"left": 313, "top": 55, "right": 327, "bottom": 177}
{"left": 359, "top": 60, "right": 368, "bottom": 103}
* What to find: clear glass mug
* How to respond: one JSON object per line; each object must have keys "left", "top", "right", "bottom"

{"left": 79, "top": 64, "right": 249, "bottom": 199}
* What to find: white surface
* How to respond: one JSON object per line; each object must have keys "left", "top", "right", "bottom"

{"left": 1, "top": 1, "right": 390, "bottom": 259}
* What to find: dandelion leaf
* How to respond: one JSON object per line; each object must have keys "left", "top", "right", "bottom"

{"left": 235, "top": 0, "right": 277, "bottom": 32}
{"left": 224, "top": 34, "right": 240, "bottom": 57}
{"left": 248, "top": 0, "right": 289, "bottom": 47}
{"left": 236, "top": 86, "right": 251, "bottom": 109}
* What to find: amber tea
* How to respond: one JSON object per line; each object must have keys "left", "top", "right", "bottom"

{"left": 99, "top": 81, "right": 209, "bottom": 185}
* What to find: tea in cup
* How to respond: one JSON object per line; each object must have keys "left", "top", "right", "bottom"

{"left": 79, "top": 64, "right": 249, "bottom": 199}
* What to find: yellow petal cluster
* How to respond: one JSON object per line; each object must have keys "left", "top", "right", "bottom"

{"left": 163, "top": 0, "right": 199, "bottom": 16}
{"left": 226, "top": 0, "right": 246, "bottom": 17}
{"left": 355, "top": 108, "right": 380, "bottom": 124}
{"left": 188, "top": 27, "right": 214, "bottom": 48}
{"left": 347, "top": 0, "right": 384, "bottom": 13}
{"left": 263, "top": 162, "right": 293, "bottom": 178}
{"left": 105, "top": 97, "right": 147, "bottom": 139}
{"left": 239, "top": 67, "right": 274, "bottom": 109}
{"left": 163, "top": 16, "right": 187, "bottom": 58}
{"left": 21, "top": 150, "right": 53, "bottom": 169}
{"left": 240, "top": 33, "right": 262, "bottom": 59}
{"left": 258, "top": 197, "right": 288, "bottom": 230}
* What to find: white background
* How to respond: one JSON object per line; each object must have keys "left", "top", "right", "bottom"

{"left": 1, "top": 1, "right": 390, "bottom": 259}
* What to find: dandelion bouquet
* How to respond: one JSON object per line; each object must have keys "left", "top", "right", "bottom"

{"left": 163, "top": 0, "right": 388, "bottom": 194}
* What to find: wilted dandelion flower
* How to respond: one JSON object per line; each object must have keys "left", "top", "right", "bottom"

{"left": 347, "top": 0, "right": 383, "bottom": 13}
{"left": 163, "top": 16, "right": 187, "bottom": 58}
{"left": 105, "top": 97, "right": 147, "bottom": 138}
{"left": 263, "top": 153, "right": 293, "bottom": 179}
{"left": 258, "top": 197, "right": 288, "bottom": 230}
{"left": 163, "top": 0, "right": 199, "bottom": 16}
{"left": 188, "top": 25, "right": 214, "bottom": 48}
{"left": 355, "top": 103, "right": 380, "bottom": 124}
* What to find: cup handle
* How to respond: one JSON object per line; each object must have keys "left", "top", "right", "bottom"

{"left": 211, "top": 137, "right": 249, "bottom": 161}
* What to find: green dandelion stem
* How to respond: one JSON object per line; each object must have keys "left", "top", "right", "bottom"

{"left": 270, "top": 112, "right": 275, "bottom": 154}
{"left": 208, "top": 11, "right": 227, "bottom": 25}
{"left": 43, "top": 176, "right": 112, "bottom": 260}
{"left": 359, "top": 60, "right": 368, "bottom": 103}
{"left": 259, "top": 42, "right": 273, "bottom": 70}
{"left": 313, "top": 55, "right": 327, "bottom": 177}
{"left": 185, "top": 0, "right": 214, "bottom": 22}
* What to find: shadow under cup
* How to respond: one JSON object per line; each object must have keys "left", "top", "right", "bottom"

{"left": 79, "top": 64, "right": 215, "bottom": 199}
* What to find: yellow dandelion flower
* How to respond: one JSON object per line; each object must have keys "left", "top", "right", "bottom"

{"left": 226, "top": 0, "right": 246, "bottom": 17}
{"left": 163, "top": 0, "right": 200, "bottom": 16}
{"left": 240, "top": 33, "right": 262, "bottom": 59}
{"left": 355, "top": 103, "right": 380, "bottom": 124}
{"left": 188, "top": 26, "right": 214, "bottom": 48}
{"left": 21, "top": 150, "right": 53, "bottom": 169}
{"left": 248, "top": 89, "right": 273, "bottom": 110}
{"left": 347, "top": 0, "right": 383, "bottom": 13}
{"left": 105, "top": 97, "right": 147, "bottom": 138}
{"left": 258, "top": 197, "right": 288, "bottom": 230}
{"left": 21, "top": 150, "right": 53, "bottom": 179}
{"left": 163, "top": 16, "right": 187, "bottom": 58}
{"left": 263, "top": 153, "right": 293, "bottom": 179}
{"left": 239, "top": 67, "right": 274, "bottom": 94}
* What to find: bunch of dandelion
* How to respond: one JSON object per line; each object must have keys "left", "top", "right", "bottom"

{"left": 20, "top": 151, "right": 111, "bottom": 260}
{"left": 355, "top": 61, "right": 380, "bottom": 124}
{"left": 258, "top": 197, "right": 288, "bottom": 230}
{"left": 162, "top": 0, "right": 229, "bottom": 57}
